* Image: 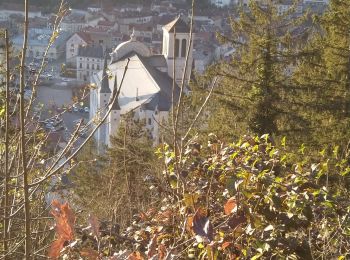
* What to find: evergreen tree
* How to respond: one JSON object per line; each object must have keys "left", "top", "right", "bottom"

{"left": 70, "top": 115, "right": 161, "bottom": 228}
{"left": 201, "top": 1, "right": 305, "bottom": 141}
{"left": 293, "top": 0, "right": 350, "bottom": 149}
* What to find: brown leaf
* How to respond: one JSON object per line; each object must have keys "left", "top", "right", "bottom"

{"left": 224, "top": 197, "right": 237, "bottom": 215}
{"left": 88, "top": 214, "right": 100, "bottom": 239}
{"left": 222, "top": 241, "right": 232, "bottom": 250}
{"left": 158, "top": 244, "right": 167, "bottom": 260}
{"left": 80, "top": 248, "right": 99, "bottom": 260}
{"left": 186, "top": 215, "right": 194, "bottom": 233}
{"left": 48, "top": 239, "right": 64, "bottom": 259}
{"left": 48, "top": 200, "right": 75, "bottom": 259}
{"left": 147, "top": 234, "right": 158, "bottom": 258}
{"left": 127, "top": 251, "right": 144, "bottom": 260}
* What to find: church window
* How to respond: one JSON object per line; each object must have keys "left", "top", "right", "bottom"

{"left": 181, "top": 39, "right": 187, "bottom": 57}
{"left": 175, "top": 39, "right": 180, "bottom": 57}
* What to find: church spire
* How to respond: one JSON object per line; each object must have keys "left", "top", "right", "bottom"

{"left": 100, "top": 54, "right": 111, "bottom": 94}
{"left": 110, "top": 76, "right": 120, "bottom": 110}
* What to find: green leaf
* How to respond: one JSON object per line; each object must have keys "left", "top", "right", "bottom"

{"left": 281, "top": 136, "right": 286, "bottom": 147}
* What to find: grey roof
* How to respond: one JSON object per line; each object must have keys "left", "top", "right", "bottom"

{"left": 163, "top": 17, "right": 190, "bottom": 33}
{"left": 144, "top": 55, "right": 167, "bottom": 69}
{"left": 100, "top": 55, "right": 111, "bottom": 93}
{"left": 138, "top": 55, "right": 180, "bottom": 111}
{"left": 78, "top": 45, "right": 104, "bottom": 58}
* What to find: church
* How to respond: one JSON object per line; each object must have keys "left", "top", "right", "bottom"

{"left": 89, "top": 17, "right": 194, "bottom": 148}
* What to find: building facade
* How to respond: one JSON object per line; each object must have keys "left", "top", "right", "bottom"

{"left": 90, "top": 17, "right": 193, "bottom": 149}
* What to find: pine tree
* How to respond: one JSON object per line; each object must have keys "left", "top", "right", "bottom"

{"left": 202, "top": 1, "right": 305, "bottom": 141}
{"left": 70, "top": 115, "right": 161, "bottom": 228}
{"left": 293, "top": 0, "right": 350, "bottom": 149}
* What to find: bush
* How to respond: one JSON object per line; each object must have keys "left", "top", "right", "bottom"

{"left": 52, "top": 134, "right": 350, "bottom": 259}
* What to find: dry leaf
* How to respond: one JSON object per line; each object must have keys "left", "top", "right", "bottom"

{"left": 224, "top": 197, "right": 237, "bottom": 215}
{"left": 147, "top": 234, "right": 158, "bottom": 258}
{"left": 48, "top": 200, "right": 75, "bottom": 259}
{"left": 127, "top": 251, "right": 144, "bottom": 260}
{"left": 80, "top": 248, "right": 99, "bottom": 260}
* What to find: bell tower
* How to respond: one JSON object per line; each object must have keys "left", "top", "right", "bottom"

{"left": 162, "top": 16, "right": 193, "bottom": 84}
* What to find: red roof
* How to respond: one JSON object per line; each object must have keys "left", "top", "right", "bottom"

{"left": 75, "top": 32, "right": 92, "bottom": 44}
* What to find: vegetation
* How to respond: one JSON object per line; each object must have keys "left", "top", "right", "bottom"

{"left": 52, "top": 135, "right": 350, "bottom": 259}
{"left": 70, "top": 116, "right": 162, "bottom": 229}
{"left": 1, "top": 0, "right": 350, "bottom": 259}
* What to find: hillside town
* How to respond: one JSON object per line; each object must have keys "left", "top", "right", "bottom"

{"left": 3, "top": 1, "right": 350, "bottom": 259}
{"left": 0, "top": 0, "right": 329, "bottom": 149}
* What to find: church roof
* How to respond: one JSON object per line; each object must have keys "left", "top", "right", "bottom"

{"left": 100, "top": 55, "right": 111, "bottom": 94}
{"left": 163, "top": 16, "right": 190, "bottom": 33}
{"left": 110, "top": 30, "right": 151, "bottom": 63}
{"left": 92, "top": 52, "right": 179, "bottom": 113}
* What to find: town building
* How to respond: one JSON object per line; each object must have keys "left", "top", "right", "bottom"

{"left": 90, "top": 17, "right": 193, "bottom": 149}
{"left": 76, "top": 45, "right": 104, "bottom": 81}
{"left": 0, "top": 3, "right": 42, "bottom": 21}
{"left": 12, "top": 28, "right": 69, "bottom": 60}
{"left": 66, "top": 32, "right": 92, "bottom": 63}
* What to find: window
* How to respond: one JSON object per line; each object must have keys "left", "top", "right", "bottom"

{"left": 71, "top": 44, "right": 74, "bottom": 47}
{"left": 148, "top": 118, "right": 152, "bottom": 125}
{"left": 97, "top": 64, "right": 100, "bottom": 70}
{"left": 87, "top": 64, "right": 89, "bottom": 69}
{"left": 92, "top": 59, "right": 95, "bottom": 61}
{"left": 79, "top": 63, "right": 82, "bottom": 69}
{"left": 175, "top": 39, "right": 179, "bottom": 57}
{"left": 99, "top": 40, "right": 103, "bottom": 44}
{"left": 181, "top": 39, "right": 187, "bottom": 58}
{"left": 92, "top": 64, "right": 95, "bottom": 70}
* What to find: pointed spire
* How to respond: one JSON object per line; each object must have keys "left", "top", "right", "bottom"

{"left": 111, "top": 75, "right": 120, "bottom": 110}
{"left": 100, "top": 53, "right": 111, "bottom": 94}
{"left": 130, "top": 27, "right": 136, "bottom": 41}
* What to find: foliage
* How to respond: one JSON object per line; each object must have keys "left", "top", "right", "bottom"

{"left": 49, "top": 200, "right": 76, "bottom": 259}
{"left": 70, "top": 115, "right": 162, "bottom": 229}
{"left": 201, "top": 1, "right": 306, "bottom": 140}
{"left": 292, "top": 0, "right": 350, "bottom": 149}
{"left": 56, "top": 134, "right": 350, "bottom": 259}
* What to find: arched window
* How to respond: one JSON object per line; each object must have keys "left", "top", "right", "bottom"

{"left": 175, "top": 39, "right": 180, "bottom": 57}
{"left": 181, "top": 39, "right": 187, "bottom": 57}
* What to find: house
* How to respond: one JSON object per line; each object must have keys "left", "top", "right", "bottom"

{"left": 76, "top": 45, "right": 104, "bottom": 81}
{"left": 0, "top": 3, "right": 42, "bottom": 21}
{"left": 66, "top": 32, "right": 92, "bottom": 63}
{"left": 60, "top": 13, "right": 86, "bottom": 33}
{"left": 210, "top": 0, "right": 232, "bottom": 7}
{"left": 12, "top": 28, "right": 69, "bottom": 60}
{"left": 90, "top": 17, "right": 193, "bottom": 149}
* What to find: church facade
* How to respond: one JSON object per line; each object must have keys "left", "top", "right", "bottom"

{"left": 89, "top": 17, "right": 193, "bottom": 149}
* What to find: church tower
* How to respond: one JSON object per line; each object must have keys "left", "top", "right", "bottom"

{"left": 106, "top": 76, "right": 121, "bottom": 147}
{"left": 97, "top": 54, "right": 111, "bottom": 150}
{"left": 162, "top": 16, "right": 193, "bottom": 85}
